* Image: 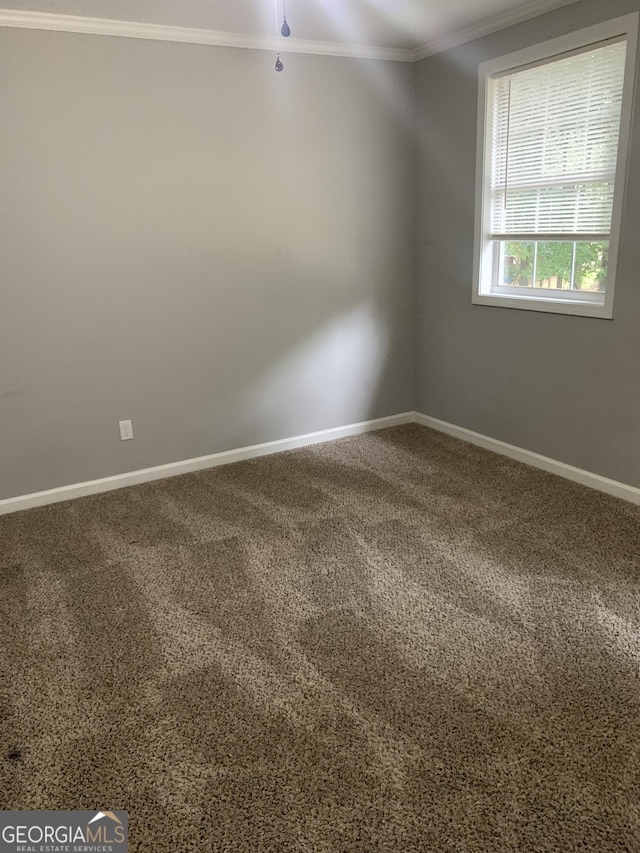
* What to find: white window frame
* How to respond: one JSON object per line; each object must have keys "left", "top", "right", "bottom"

{"left": 472, "top": 14, "right": 639, "bottom": 319}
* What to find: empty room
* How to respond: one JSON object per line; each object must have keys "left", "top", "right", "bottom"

{"left": 1, "top": 0, "right": 640, "bottom": 850}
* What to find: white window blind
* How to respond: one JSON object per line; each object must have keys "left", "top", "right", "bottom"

{"left": 489, "top": 39, "right": 627, "bottom": 236}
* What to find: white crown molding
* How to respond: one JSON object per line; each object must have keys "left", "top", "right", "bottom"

{"left": 411, "top": 0, "right": 583, "bottom": 60}
{"left": 0, "top": 1, "right": 585, "bottom": 63}
{"left": 0, "top": 9, "right": 414, "bottom": 62}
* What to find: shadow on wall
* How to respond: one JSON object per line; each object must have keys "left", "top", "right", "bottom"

{"left": 0, "top": 35, "right": 415, "bottom": 500}
{"left": 0, "top": 231, "right": 410, "bottom": 500}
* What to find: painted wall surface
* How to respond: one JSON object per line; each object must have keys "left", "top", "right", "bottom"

{"left": 415, "top": 0, "right": 640, "bottom": 488}
{"left": 0, "top": 30, "right": 415, "bottom": 499}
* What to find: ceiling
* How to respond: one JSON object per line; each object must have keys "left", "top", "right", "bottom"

{"left": 0, "top": 0, "right": 581, "bottom": 52}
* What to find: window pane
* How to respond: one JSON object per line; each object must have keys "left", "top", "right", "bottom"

{"left": 498, "top": 240, "right": 609, "bottom": 292}
{"left": 574, "top": 242, "right": 608, "bottom": 291}
{"left": 501, "top": 242, "right": 534, "bottom": 287}
{"left": 534, "top": 241, "right": 573, "bottom": 289}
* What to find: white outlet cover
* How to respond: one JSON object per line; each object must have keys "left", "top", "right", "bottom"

{"left": 119, "top": 419, "right": 133, "bottom": 440}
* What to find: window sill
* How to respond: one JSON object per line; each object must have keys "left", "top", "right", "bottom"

{"left": 472, "top": 292, "right": 613, "bottom": 319}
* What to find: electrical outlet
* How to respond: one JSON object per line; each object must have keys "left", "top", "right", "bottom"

{"left": 119, "top": 419, "right": 133, "bottom": 441}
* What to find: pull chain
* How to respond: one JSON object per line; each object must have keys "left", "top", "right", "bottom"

{"left": 281, "top": 0, "right": 291, "bottom": 37}
{"left": 274, "top": 0, "right": 290, "bottom": 71}
{"left": 274, "top": 0, "right": 283, "bottom": 71}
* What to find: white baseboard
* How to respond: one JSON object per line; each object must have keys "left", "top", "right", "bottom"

{"left": 0, "top": 412, "right": 414, "bottom": 516}
{"left": 2, "top": 410, "right": 639, "bottom": 516}
{"left": 414, "top": 412, "right": 640, "bottom": 507}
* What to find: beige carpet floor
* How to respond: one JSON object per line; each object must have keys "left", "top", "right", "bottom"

{"left": 1, "top": 424, "right": 640, "bottom": 851}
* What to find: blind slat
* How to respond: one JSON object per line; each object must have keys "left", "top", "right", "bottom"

{"left": 489, "top": 40, "right": 626, "bottom": 236}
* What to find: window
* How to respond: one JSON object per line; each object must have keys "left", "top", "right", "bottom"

{"left": 473, "top": 15, "right": 638, "bottom": 318}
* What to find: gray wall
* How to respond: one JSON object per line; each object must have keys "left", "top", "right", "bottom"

{"left": 0, "top": 30, "right": 415, "bottom": 500}
{"left": 6, "top": 0, "right": 639, "bottom": 503}
{"left": 416, "top": 0, "right": 640, "bottom": 489}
